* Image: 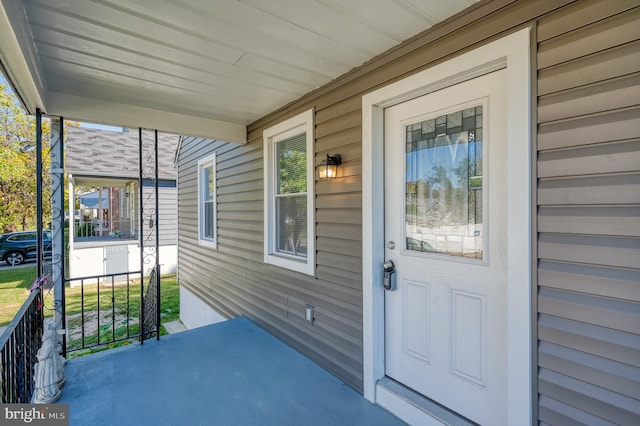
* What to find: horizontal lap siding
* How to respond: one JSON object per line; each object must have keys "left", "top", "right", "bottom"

{"left": 537, "top": 3, "right": 640, "bottom": 424}
{"left": 158, "top": 186, "right": 177, "bottom": 245}
{"left": 178, "top": 131, "right": 364, "bottom": 388}
{"left": 141, "top": 186, "right": 177, "bottom": 246}
{"left": 242, "top": 0, "right": 576, "bottom": 397}
{"left": 249, "top": 97, "right": 366, "bottom": 388}
{"left": 177, "top": 1, "right": 640, "bottom": 416}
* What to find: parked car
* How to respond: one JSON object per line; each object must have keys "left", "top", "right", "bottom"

{"left": 0, "top": 230, "right": 52, "bottom": 266}
{"left": 406, "top": 237, "right": 434, "bottom": 252}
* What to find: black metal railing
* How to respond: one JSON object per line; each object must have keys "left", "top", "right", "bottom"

{"left": 0, "top": 282, "right": 45, "bottom": 403}
{"left": 64, "top": 267, "right": 160, "bottom": 355}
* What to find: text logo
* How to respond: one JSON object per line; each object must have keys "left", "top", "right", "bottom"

{"left": 2, "top": 404, "right": 68, "bottom": 425}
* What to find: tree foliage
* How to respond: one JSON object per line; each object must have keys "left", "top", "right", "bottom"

{"left": 0, "top": 84, "right": 47, "bottom": 232}
{"left": 278, "top": 149, "right": 306, "bottom": 194}
{"left": 0, "top": 83, "right": 78, "bottom": 233}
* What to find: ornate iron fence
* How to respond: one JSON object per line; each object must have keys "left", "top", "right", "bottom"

{"left": 64, "top": 267, "right": 160, "bottom": 355}
{"left": 138, "top": 129, "right": 161, "bottom": 342}
{"left": 0, "top": 282, "right": 45, "bottom": 403}
{"left": 142, "top": 266, "right": 158, "bottom": 339}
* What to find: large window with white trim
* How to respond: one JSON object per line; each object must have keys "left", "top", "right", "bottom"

{"left": 198, "top": 153, "right": 217, "bottom": 248}
{"left": 263, "top": 109, "right": 315, "bottom": 275}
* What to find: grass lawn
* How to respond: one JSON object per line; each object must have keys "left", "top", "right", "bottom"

{"left": 1, "top": 267, "right": 179, "bottom": 358}
{"left": 158, "top": 273, "right": 180, "bottom": 323}
{"left": 62, "top": 272, "right": 179, "bottom": 358}
{"left": 61, "top": 273, "right": 179, "bottom": 319}
{"left": 0, "top": 266, "right": 37, "bottom": 326}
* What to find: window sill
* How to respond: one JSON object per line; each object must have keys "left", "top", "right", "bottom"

{"left": 265, "top": 253, "right": 314, "bottom": 276}
{"left": 198, "top": 238, "right": 217, "bottom": 250}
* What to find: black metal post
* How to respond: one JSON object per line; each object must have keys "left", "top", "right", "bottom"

{"left": 154, "top": 130, "right": 161, "bottom": 340}
{"left": 60, "top": 118, "right": 66, "bottom": 357}
{"left": 35, "top": 109, "right": 43, "bottom": 278}
{"left": 138, "top": 128, "right": 144, "bottom": 344}
{"left": 50, "top": 117, "right": 67, "bottom": 357}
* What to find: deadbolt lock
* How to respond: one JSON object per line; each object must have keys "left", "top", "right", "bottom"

{"left": 383, "top": 260, "right": 396, "bottom": 291}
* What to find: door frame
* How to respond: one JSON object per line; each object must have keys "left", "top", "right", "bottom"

{"left": 361, "top": 27, "right": 533, "bottom": 424}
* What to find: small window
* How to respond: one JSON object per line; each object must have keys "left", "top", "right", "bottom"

{"left": 198, "top": 153, "right": 217, "bottom": 248}
{"left": 263, "top": 109, "right": 315, "bottom": 275}
{"left": 12, "top": 233, "right": 35, "bottom": 241}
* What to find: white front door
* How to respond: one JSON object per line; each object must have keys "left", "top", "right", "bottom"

{"left": 384, "top": 69, "right": 508, "bottom": 425}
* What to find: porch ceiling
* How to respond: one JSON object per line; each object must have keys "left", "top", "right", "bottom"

{"left": 0, "top": 0, "right": 478, "bottom": 143}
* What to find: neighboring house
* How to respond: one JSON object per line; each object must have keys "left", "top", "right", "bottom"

{"left": 66, "top": 126, "right": 179, "bottom": 279}
{"left": 175, "top": 4, "right": 640, "bottom": 426}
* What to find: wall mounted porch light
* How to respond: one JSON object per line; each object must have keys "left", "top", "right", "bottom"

{"left": 318, "top": 154, "right": 342, "bottom": 179}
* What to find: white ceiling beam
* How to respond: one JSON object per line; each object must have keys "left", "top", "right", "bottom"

{"left": 47, "top": 91, "right": 247, "bottom": 144}
{"left": 0, "top": 0, "right": 48, "bottom": 113}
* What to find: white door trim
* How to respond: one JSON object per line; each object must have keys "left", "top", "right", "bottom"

{"left": 362, "top": 27, "right": 532, "bottom": 425}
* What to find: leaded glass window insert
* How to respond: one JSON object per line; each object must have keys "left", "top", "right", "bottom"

{"left": 275, "top": 133, "right": 307, "bottom": 258}
{"left": 405, "top": 105, "right": 484, "bottom": 259}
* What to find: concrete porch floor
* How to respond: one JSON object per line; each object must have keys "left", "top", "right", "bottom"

{"left": 58, "top": 317, "right": 405, "bottom": 425}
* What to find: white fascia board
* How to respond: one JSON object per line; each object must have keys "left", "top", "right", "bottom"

{"left": 0, "top": 0, "right": 48, "bottom": 113}
{"left": 47, "top": 91, "right": 247, "bottom": 145}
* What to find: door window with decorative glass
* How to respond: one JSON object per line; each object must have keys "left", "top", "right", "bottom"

{"left": 404, "top": 103, "right": 485, "bottom": 259}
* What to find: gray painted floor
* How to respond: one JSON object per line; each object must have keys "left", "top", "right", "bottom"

{"left": 58, "top": 317, "right": 405, "bottom": 426}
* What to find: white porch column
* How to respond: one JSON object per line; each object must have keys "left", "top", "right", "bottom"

{"left": 49, "top": 117, "right": 65, "bottom": 330}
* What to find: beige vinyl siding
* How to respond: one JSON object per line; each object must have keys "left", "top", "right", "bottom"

{"left": 177, "top": 0, "right": 640, "bottom": 419}
{"left": 536, "top": 2, "right": 640, "bottom": 424}
{"left": 242, "top": 0, "right": 564, "bottom": 396}
{"left": 158, "top": 186, "right": 177, "bottom": 246}
{"left": 139, "top": 185, "right": 177, "bottom": 247}
{"left": 178, "top": 133, "right": 364, "bottom": 387}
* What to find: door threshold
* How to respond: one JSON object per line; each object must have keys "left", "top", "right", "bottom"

{"left": 376, "top": 377, "right": 478, "bottom": 426}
